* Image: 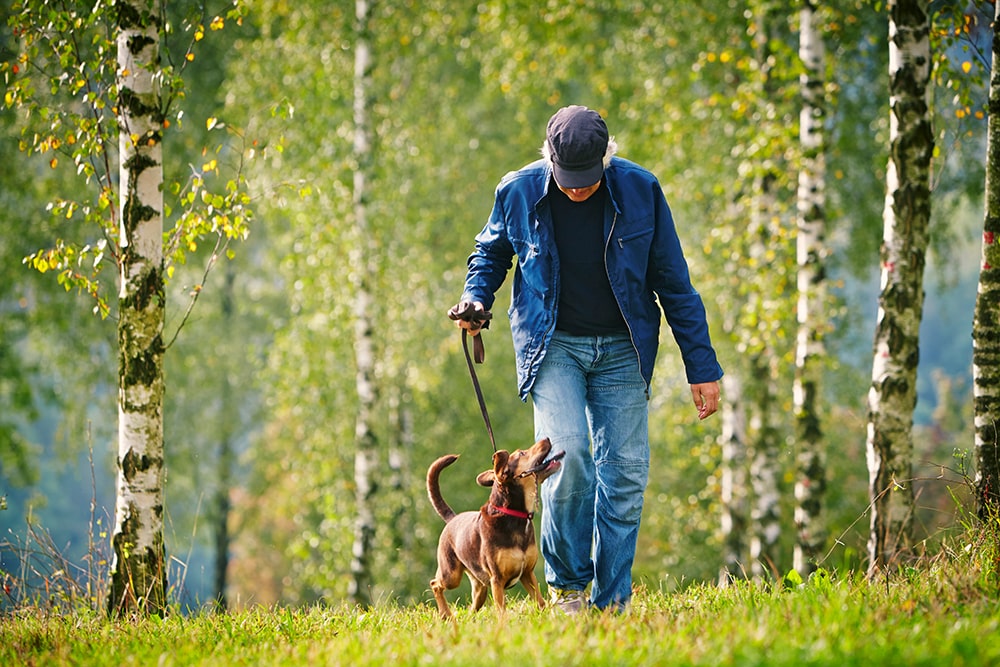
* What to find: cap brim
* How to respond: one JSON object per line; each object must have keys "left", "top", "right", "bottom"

{"left": 552, "top": 161, "right": 604, "bottom": 189}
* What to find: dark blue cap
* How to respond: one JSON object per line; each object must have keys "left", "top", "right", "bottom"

{"left": 546, "top": 105, "right": 609, "bottom": 188}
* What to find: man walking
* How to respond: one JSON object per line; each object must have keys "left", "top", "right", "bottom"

{"left": 451, "top": 105, "right": 723, "bottom": 612}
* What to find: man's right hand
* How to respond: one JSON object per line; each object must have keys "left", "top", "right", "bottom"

{"left": 447, "top": 300, "right": 491, "bottom": 335}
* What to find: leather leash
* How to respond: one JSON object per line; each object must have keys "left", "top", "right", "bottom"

{"left": 461, "top": 328, "right": 497, "bottom": 454}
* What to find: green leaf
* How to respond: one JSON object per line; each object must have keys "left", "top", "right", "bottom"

{"left": 783, "top": 569, "right": 804, "bottom": 588}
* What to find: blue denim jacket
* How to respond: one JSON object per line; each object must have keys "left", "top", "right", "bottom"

{"left": 462, "top": 156, "right": 723, "bottom": 400}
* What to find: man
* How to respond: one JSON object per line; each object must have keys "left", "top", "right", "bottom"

{"left": 450, "top": 105, "right": 723, "bottom": 613}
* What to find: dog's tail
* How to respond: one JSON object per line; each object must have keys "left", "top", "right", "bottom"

{"left": 427, "top": 454, "right": 459, "bottom": 523}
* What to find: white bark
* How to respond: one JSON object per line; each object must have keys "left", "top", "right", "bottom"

{"left": 973, "top": 0, "right": 1000, "bottom": 522}
{"left": 718, "top": 374, "right": 747, "bottom": 585}
{"left": 749, "top": 355, "right": 780, "bottom": 580}
{"left": 866, "top": 0, "right": 932, "bottom": 575}
{"left": 793, "top": 0, "right": 828, "bottom": 577}
{"left": 745, "top": 3, "right": 782, "bottom": 580}
{"left": 348, "top": 0, "right": 378, "bottom": 607}
{"left": 108, "top": 0, "right": 167, "bottom": 615}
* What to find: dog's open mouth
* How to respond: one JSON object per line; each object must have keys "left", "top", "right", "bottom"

{"left": 528, "top": 450, "right": 565, "bottom": 475}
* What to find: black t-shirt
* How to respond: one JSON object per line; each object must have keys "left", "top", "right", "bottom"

{"left": 549, "top": 179, "right": 628, "bottom": 335}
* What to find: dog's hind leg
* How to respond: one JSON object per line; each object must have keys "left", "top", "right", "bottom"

{"left": 430, "top": 577, "right": 453, "bottom": 619}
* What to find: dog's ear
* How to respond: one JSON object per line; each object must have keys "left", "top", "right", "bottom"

{"left": 478, "top": 450, "right": 510, "bottom": 486}
{"left": 492, "top": 450, "right": 510, "bottom": 477}
{"left": 478, "top": 450, "right": 509, "bottom": 485}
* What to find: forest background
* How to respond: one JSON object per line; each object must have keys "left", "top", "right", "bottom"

{"left": 0, "top": 0, "right": 992, "bottom": 611}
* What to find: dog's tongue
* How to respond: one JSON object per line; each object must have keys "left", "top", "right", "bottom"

{"left": 536, "top": 450, "right": 565, "bottom": 472}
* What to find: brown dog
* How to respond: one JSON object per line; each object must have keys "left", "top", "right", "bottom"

{"left": 427, "top": 437, "right": 564, "bottom": 619}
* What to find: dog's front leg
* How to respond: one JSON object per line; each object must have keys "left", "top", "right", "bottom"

{"left": 470, "top": 579, "right": 489, "bottom": 611}
{"left": 490, "top": 578, "right": 507, "bottom": 616}
{"left": 520, "top": 568, "right": 546, "bottom": 610}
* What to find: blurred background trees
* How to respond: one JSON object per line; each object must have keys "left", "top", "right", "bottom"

{"left": 1, "top": 0, "right": 992, "bottom": 610}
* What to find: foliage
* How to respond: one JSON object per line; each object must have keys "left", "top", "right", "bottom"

{"left": 1, "top": 0, "right": 994, "bottom": 610}
{"left": 0, "top": 0, "right": 293, "bottom": 609}
{"left": 203, "top": 0, "right": 987, "bottom": 603}
{"left": 2, "top": 0, "right": 257, "bottom": 320}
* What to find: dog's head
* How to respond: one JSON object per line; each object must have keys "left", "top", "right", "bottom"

{"left": 476, "top": 437, "right": 564, "bottom": 488}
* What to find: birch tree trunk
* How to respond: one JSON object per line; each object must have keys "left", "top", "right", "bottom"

{"left": 213, "top": 268, "right": 237, "bottom": 609}
{"left": 793, "top": 0, "right": 828, "bottom": 577}
{"left": 749, "top": 352, "right": 781, "bottom": 579}
{"left": 973, "top": 0, "right": 1000, "bottom": 523}
{"left": 108, "top": 0, "right": 167, "bottom": 616}
{"left": 746, "top": 3, "right": 783, "bottom": 581}
{"left": 718, "top": 374, "right": 748, "bottom": 585}
{"left": 866, "top": 0, "right": 932, "bottom": 575}
{"left": 385, "top": 383, "right": 415, "bottom": 590}
{"left": 348, "top": 0, "right": 378, "bottom": 607}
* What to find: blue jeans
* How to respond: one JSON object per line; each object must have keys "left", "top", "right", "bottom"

{"left": 531, "top": 331, "right": 650, "bottom": 610}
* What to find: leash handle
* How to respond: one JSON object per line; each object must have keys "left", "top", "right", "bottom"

{"left": 462, "top": 328, "right": 497, "bottom": 454}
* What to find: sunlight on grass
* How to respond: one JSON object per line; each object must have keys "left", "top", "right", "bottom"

{"left": 2, "top": 567, "right": 999, "bottom": 666}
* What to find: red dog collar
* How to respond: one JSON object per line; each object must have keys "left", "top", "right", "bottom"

{"left": 489, "top": 504, "right": 533, "bottom": 520}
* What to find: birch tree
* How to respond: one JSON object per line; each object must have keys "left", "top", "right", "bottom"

{"left": 348, "top": 0, "right": 378, "bottom": 607}
{"left": 694, "top": 1, "right": 797, "bottom": 580}
{"left": 106, "top": 0, "right": 168, "bottom": 614}
{"left": 745, "top": 2, "right": 792, "bottom": 580}
{"left": 973, "top": 0, "right": 1000, "bottom": 523}
{"left": 6, "top": 0, "right": 254, "bottom": 614}
{"left": 866, "top": 0, "right": 933, "bottom": 574}
{"left": 718, "top": 375, "right": 748, "bottom": 584}
{"left": 792, "top": 0, "right": 828, "bottom": 577}
{"left": 212, "top": 268, "right": 238, "bottom": 609}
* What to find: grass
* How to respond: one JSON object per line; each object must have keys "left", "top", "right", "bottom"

{"left": 3, "top": 562, "right": 999, "bottom": 667}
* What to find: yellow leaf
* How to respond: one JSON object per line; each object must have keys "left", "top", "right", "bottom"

{"left": 49, "top": 158, "right": 58, "bottom": 169}
{"left": 186, "top": 52, "right": 195, "bottom": 62}
{"left": 194, "top": 27, "right": 205, "bottom": 41}
{"left": 962, "top": 61, "right": 972, "bottom": 74}
{"left": 210, "top": 16, "right": 225, "bottom": 31}
{"left": 207, "top": 117, "right": 217, "bottom": 131}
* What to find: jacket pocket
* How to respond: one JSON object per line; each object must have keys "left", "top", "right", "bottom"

{"left": 511, "top": 238, "right": 548, "bottom": 298}
{"left": 615, "top": 226, "right": 653, "bottom": 249}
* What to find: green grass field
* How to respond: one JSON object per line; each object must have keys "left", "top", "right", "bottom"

{"left": 3, "top": 560, "right": 999, "bottom": 667}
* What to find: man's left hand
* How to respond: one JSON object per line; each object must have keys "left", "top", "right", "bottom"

{"left": 691, "top": 381, "right": 720, "bottom": 420}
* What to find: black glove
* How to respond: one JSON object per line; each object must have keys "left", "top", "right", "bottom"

{"left": 447, "top": 300, "right": 492, "bottom": 331}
